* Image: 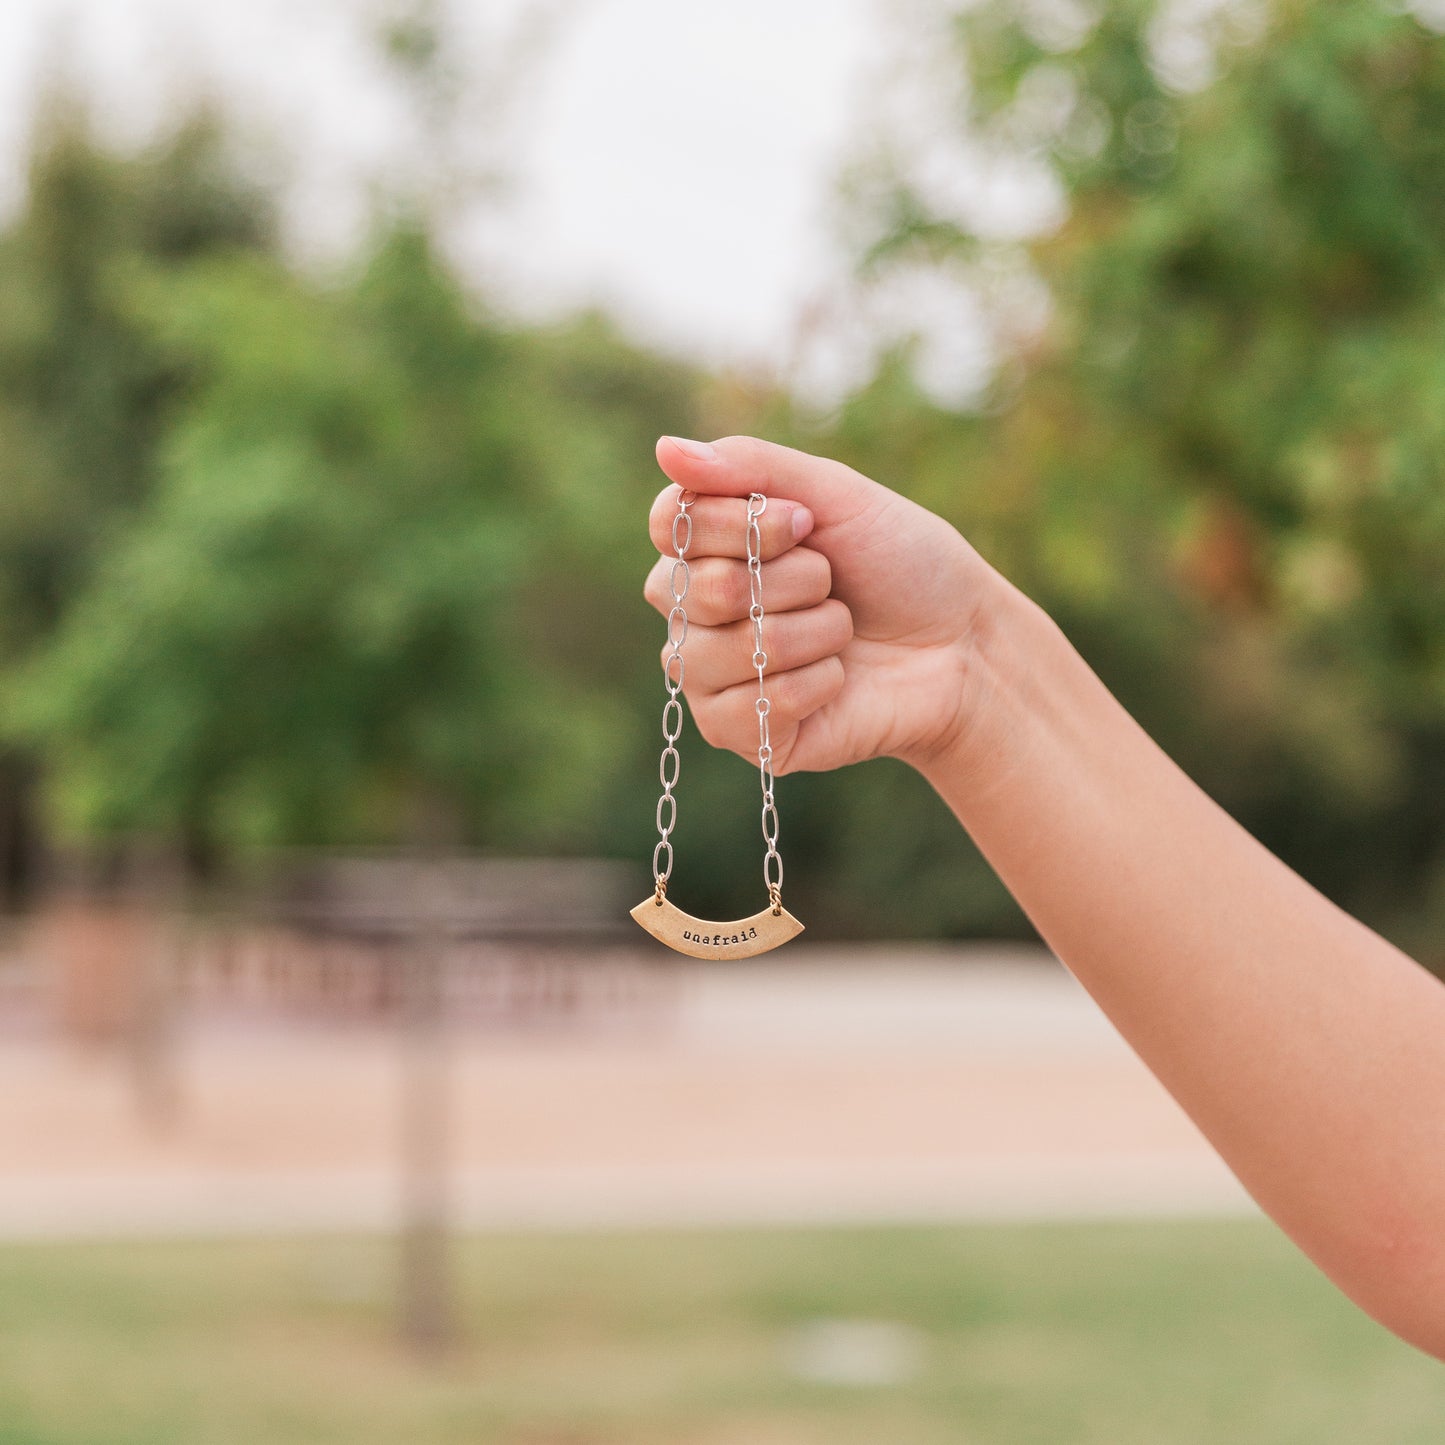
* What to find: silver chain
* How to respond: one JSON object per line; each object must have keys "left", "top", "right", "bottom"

{"left": 651, "top": 488, "right": 694, "bottom": 902}
{"left": 747, "top": 493, "right": 784, "bottom": 914}
{"left": 650, "top": 488, "right": 784, "bottom": 915}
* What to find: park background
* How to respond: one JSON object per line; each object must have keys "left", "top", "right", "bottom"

{"left": 0, "top": 0, "right": 1444, "bottom": 1440}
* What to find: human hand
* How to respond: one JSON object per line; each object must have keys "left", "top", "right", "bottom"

{"left": 643, "top": 434, "right": 1007, "bottom": 778}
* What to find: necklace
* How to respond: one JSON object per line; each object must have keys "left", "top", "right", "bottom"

{"left": 631, "top": 488, "right": 805, "bottom": 957}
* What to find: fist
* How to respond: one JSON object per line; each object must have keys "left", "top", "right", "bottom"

{"left": 642, "top": 434, "right": 1000, "bottom": 778}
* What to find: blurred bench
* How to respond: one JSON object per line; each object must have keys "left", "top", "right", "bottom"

{"left": 272, "top": 854, "right": 637, "bottom": 943}
{"left": 187, "top": 854, "right": 671, "bottom": 1031}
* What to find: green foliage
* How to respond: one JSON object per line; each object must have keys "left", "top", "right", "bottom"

{"left": 6, "top": 4, "right": 1445, "bottom": 946}
{"left": 0, "top": 99, "right": 273, "bottom": 662}
{"left": 0, "top": 94, "right": 278, "bottom": 897}
{"left": 11, "top": 230, "right": 707, "bottom": 852}
{"left": 835, "top": 0, "right": 1445, "bottom": 953}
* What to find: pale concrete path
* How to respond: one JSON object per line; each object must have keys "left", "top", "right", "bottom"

{"left": 0, "top": 944, "right": 1254, "bottom": 1237}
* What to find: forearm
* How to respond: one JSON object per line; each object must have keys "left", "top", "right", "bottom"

{"left": 924, "top": 568, "right": 1445, "bottom": 1357}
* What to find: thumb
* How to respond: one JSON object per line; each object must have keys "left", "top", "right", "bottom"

{"left": 655, "top": 434, "right": 882, "bottom": 528}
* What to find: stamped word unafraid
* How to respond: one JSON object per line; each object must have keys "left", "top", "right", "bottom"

{"left": 682, "top": 927, "right": 759, "bottom": 947}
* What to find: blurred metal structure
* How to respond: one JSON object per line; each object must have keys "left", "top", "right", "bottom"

{"left": 14, "top": 852, "right": 660, "bottom": 1358}
{"left": 180, "top": 854, "right": 659, "bottom": 1032}
{"left": 241, "top": 852, "right": 647, "bottom": 1357}
{"left": 33, "top": 848, "right": 187, "bottom": 1133}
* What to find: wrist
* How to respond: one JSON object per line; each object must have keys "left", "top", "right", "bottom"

{"left": 904, "top": 563, "right": 1054, "bottom": 802}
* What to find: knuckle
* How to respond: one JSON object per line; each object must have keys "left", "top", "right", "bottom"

{"left": 771, "top": 663, "right": 814, "bottom": 720}
{"left": 648, "top": 485, "right": 681, "bottom": 551}
{"left": 716, "top": 434, "right": 759, "bottom": 466}
{"left": 642, "top": 559, "right": 668, "bottom": 612}
{"left": 810, "top": 547, "right": 832, "bottom": 599}
{"left": 692, "top": 701, "right": 727, "bottom": 749}
{"left": 766, "top": 669, "right": 803, "bottom": 721}
{"left": 823, "top": 597, "right": 854, "bottom": 644}
{"left": 773, "top": 656, "right": 843, "bottom": 722}
{"left": 697, "top": 560, "right": 745, "bottom": 620}
{"left": 688, "top": 559, "right": 721, "bottom": 618}
{"left": 764, "top": 510, "right": 794, "bottom": 558}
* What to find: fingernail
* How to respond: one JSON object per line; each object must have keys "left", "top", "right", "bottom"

{"left": 663, "top": 435, "right": 718, "bottom": 461}
{"left": 791, "top": 505, "right": 814, "bottom": 541}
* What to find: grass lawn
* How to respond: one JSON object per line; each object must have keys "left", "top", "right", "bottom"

{"left": 0, "top": 1217, "right": 1439, "bottom": 1444}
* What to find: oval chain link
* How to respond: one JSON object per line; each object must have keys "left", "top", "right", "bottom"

{"left": 650, "top": 488, "right": 785, "bottom": 915}
{"left": 651, "top": 489, "right": 694, "bottom": 900}
{"left": 747, "top": 492, "right": 785, "bottom": 913}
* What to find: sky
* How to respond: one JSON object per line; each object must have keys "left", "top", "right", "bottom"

{"left": 0, "top": 0, "right": 928, "bottom": 404}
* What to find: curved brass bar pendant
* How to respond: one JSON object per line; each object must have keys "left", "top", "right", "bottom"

{"left": 631, "top": 895, "right": 804, "bottom": 959}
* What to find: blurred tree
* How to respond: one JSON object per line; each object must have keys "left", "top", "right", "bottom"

{"left": 9, "top": 226, "right": 709, "bottom": 865}
{"left": 813, "top": 0, "right": 1445, "bottom": 959}
{"left": 0, "top": 96, "right": 276, "bottom": 902}
{"left": 16, "top": 0, "right": 1445, "bottom": 958}
{"left": 0, "top": 12, "right": 710, "bottom": 888}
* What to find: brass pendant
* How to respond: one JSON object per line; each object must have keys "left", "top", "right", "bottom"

{"left": 630, "top": 894, "right": 804, "bottom": 959}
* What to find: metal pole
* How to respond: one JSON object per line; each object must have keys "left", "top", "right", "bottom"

{"left": 398, "top": 858, "right": 455, "bottom": 1358}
